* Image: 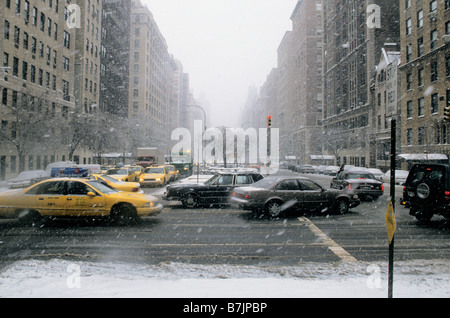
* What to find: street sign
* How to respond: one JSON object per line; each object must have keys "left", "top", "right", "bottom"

{"left": 385, "top": 200, "right": 396, "bottom": 244}
{"left": 385, "top": 61, "right": 398, "bottom": 117}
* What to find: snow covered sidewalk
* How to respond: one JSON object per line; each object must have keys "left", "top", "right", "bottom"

{"left": 0, "top": 258, "right": 448, "bottom": 298}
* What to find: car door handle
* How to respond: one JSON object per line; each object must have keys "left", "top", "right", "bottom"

{"left": 67, "top": 198, "right": 72, "bottom": 201}
{"left": 38, "top": 197, "right": 44, "bottom": 200}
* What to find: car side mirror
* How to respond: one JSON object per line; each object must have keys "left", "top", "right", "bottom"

{"left": 87, "top": 191, "right": 96, "bottom": 197}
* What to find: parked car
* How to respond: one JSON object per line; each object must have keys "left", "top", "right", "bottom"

{"left": 231, "top": 176, "right": 360, "bottom": 217}
{"left": 92, "top": 174, "right": 142, "bottom": 193}
{"left": 163, "top": 171, "right": 264, "bottom": 208}
{"left": 0, "top": 178, "right": 162, "bottom": 225}
{"left": 401, "top": 164, "right": 450, "bottom": 222}
{"left": 7, "top": 170, "right": 48, "bottom": 188}
{"left": 295, "top": 165, "right": 316, "bottom": 174}
{"left": 315, "top": 165, "right": 327, "bottom": 174}
{"left": 139, "top": 166, "right": 171, "bottom": 187}
{"left": 330, "top": 170, "right": 383, "bottom": 200}
{"left": 323, "top": 166, "right": 340, "bottom": 176}
{"left": 366, "top": 168, "right": 384, "bottom": 181}
{"left": 383, "top": 170, "right": 409, "bottom": 185}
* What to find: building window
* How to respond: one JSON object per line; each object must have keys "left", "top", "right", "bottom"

{"left": 4, "top": 20, "right": 9, "bottom": 40}
{"left": 406, "top": 44, "right": 412, "bottom": 62}
{"left": 418, "top": 127, "right": 427, "bottom": 145}
{"left": 431, "top": 93, "right": 439, "bottom": 114}
{"left": 14, "top": 26, "right": 20, "bottom": 48}
{"left": 446, "top": 56, "right": 450, "bottom": 77}
{"left": 406, "top": 18, "right": 412, "bottom": 35}
{"left": 418, "top": 68, "right": 424, "bottom": 86}
{"left": 417, "top": 37, "right": 424, "bottom": 57}
{"left": 22, "top": 61, "right": 27, "bottom": 80}
{"left": 407, "top": 129, "right": 413, "bottom": 145}
{"left": 407, "top": 100, "right": 413, "bottom": 118}
{"left": 431, "top": 61, "right": 438, "bottom": 82}
{"left": 430, "top": 29, "right": 438, "bottom": 50}
{"left": 418, "top": 97, "right": 424, "bottom": 116}
{"left": 417, "top": 10, "right": 423, "bottom": 28}
{"left": 430, "top": 0, "right": 437, "bottom": 13}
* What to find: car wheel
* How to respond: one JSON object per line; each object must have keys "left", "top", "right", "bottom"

{"left": 334, "top": 199, "right": 349, "bottom": 215}
{"left": 17, "top": 209, "right": 43, "bottom": 226}
{"left": 265, "top": 200, "right": 283, "bottom": 218}
{"left": 182, "top": 193, "right": 198, "bottom": 209}
{"left": 110, "top": 203, "right": 139, "bottom": 225}
{"left": 411, "top": 205, "right": 433, "bottom": 222}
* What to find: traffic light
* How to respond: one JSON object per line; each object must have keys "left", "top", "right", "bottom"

{"left": 267, "top": 115, "right": 272, "bottom": 127}
{"left": 444, "top": 106, "right": 450, "bottom": 121}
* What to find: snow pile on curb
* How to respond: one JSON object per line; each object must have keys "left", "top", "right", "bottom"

{"left": 0, "top": 258, "right": 448, "bottom": 298}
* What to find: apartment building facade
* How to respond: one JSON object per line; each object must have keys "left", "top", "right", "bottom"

{"left": 399, "top": 0, "right": 450, "bottom": 167}
{"left": 322, "top": 0, "right": 399, "bottom": 168}
{"left": 0, "top": 0, "right": 78, "bottom": 179}
{"left": 290, "top": 0, "right": 323, "bottom": 163}
{"left": 129, "top": 0, "right": 173, "bottom": 155}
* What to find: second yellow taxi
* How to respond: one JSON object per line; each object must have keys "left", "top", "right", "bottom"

{"left": 139, "top": 166, "right": 170, "bottom": 187}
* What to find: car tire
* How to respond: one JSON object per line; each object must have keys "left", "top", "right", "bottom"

{"left": 17, "top": 209, "right": 44, "bottom": 226}
{"left": 182, "top": 193, "right": 198, "bottom": 209}
{"left": 110, "top": 203, "right": 139, "bottom": 225}
{"left": 333, "top": 199, "right": 349, "bottom": 215}
{"left": 411, "top": 205, "right": 433, "bottom": 222}
{"left": 265, "top": 200, "right": 283, "bottom": 218}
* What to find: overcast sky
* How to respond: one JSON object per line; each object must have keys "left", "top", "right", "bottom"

{"left": 143, "top": 0, "right": 298, "bottom": 127}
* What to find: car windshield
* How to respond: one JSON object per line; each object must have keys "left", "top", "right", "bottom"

{"left": 346, "top": 173, "right": 376, "bottom": 180}
{"left": 86, "top": 180, "right": 118, "bottom": 194}
{"left": 249, "top": 177, "right": 279, "bottom": 188}
{"left": 106, "top": 169, "right": 128, "bottom": 175}
{"left": 99, "top": 174, "right": 122, "bottom": 183}
{"left": 144, "top": 168, "right": 165, "bottom": 173}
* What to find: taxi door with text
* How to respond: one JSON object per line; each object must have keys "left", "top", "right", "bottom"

{"left": 65, "top": 180, "right": 107, "bottom": 216}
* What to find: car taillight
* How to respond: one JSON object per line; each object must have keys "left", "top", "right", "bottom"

{"left": 347, "top": 184, "right": 351, "bottom": 190}
{"left": 381, "top": 184, "right": 384, "bottom": 192}
{"left": 445, "top": 191, "right": 450, "bottom": 200}
{"left": 244, "top": 194, "right": 251, "bottom": 199}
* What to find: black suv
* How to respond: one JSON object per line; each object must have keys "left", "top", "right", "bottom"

{"left": 402, "top": 163, "right": 450, "bottom": 221}
{"left": 163, "top": 170, "right": 264, "bottom": 208}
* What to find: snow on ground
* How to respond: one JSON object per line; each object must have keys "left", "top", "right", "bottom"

{"left": 0, "top": 258, "right": 448, "bottom": 298}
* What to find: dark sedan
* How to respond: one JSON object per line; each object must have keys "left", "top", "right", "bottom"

{"left": 230, "top": 176, "right": 360, "bottom": 217}
{"left": 330, "top": 170, "right": 384, "bottom": 200}
{"left": 163, "top": 171, "right": 264, "bottom": 208}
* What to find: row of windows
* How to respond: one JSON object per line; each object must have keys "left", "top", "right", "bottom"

{"left": 2, "top": 54, "right": 70, "bottom": 98}
{"left": 405, "top": 90, "right": 450, "bottom": 119}
{"left": 406, "top": 124, "right": 449, "bottom": 146}
{"left": 1, "top": 88, "right": 69, "bottom": 117}
{"left": 405, "top": 56, "right": 450, "bottom": 90}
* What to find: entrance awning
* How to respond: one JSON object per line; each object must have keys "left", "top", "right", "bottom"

{"left": 398, "top": 153, "right": 448, "bottom": 160}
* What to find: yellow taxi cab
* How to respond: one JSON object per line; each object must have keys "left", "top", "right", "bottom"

{"left": 0, "top": 178, "right": 162, "bottom": 225}
{"left": 128, "top": 165, "right": 144, "bottom": 181}
{"left": 92, "top": 174, "right": 142, "bottom": 193}
{"left": 163, "top": 164, "right": 179, "bottom": 182}
{"left": 105, "top": 167, "right": 139, "bottom": 182}
{"left": 100, "top": 165, "right": 114, "bottom": 174}
{"left": 139, "top": 166, "right": 170, "bottom": 187}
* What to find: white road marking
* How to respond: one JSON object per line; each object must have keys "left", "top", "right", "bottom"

{"left": 298, "top": 217, "right": 357, "bottom": 262}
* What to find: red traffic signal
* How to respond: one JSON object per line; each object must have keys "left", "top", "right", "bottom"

{"left": 266, "top": 115, "right": 272, "bottom": 127}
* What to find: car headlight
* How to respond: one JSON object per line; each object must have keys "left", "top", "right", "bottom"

{"left": 142, "top": 202, "right": 155, "bottom": 208}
